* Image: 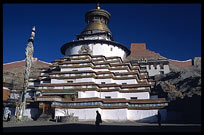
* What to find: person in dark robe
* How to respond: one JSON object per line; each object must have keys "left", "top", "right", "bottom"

{"left": 157, "top": 111, "right": 161, "bottom": 127}
{"left": 95, "top": 111, "right": 102, "bottom": 128}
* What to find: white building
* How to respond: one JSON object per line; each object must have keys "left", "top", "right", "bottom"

{"left": 127, "top": 43, "right": 170, "bottom": 77}
{"left": 26, "top": 4, "right": 168, "bottom": 122}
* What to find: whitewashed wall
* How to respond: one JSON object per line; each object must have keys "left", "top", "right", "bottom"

{"left": 100, "top": 91, "right": 119, "bottom": 98}
{"left": 78, "top": 91, "right": 149, "bottom": 99}
{"left": 164, "top": 65, "right": 170, "bottom": 74}
{"left": 95, "top": 78, "right": 113, "bottom": 84}
{"left": 113, "top": 79, "right": 138, "bottom": 84}
{"left": 109, "top": 69, "right": 128, "bottom": 73}
{"left": 76, "top": 78, "right": 95, "bottom": 83}
{"left": 78, "top": 91, "right": 86, "bottom": 98}
{"left": 127, "top": 109, "right": 158, "bottom": 122}
{"left": 146, "top": 64, "right": 170, "bottom": 77}
{"left": 119, "top": 92, "right": 149, "bottom": 99}
{"left": 93, "top": 69, "right": 109, "bottom": 72}
{"left": 29, "top": 81, "right": 40, "bottom": 86}
{"left": 92, "top": 43, "right": 126, "bottom": 59}
{"left": 28, "top": 82, "right": 34, "bottom": 86}
{"left": 51, "top": 79, "right": 66, "bottom": 83}
{"left": 79, "top": 91, "right": 119, "bottom": 98}
{"left": 83, "top": 91, "right": 99, "bottom": 98}
{"left": 54, "top": 108, "right": 167, "bottom": 122}
{"left": 102, "top": 109, "right": 128, "bottom": 122}
{"left": 51, "top": 77, "right": 138, "bottom": 85}
{"left": 61, "top": 67, "right": 93, "bottom": 72}
{"left": 76, "top": 78, "right": 138, "bottom": 84}
{"left": 64, "top": 43, "right": 127, "bottom": 60}
{"left": 56, "top": 108, "right": 100, "bottom": 121}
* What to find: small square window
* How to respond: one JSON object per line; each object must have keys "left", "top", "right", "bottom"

{"left": 66, "top": 58, "right": 71, "bottom": 61}
{"left": 131, "top": 97, "right": 138, "bottom": 100}
{"left": 160, "top": 71, "right": 164, "bottom": 74}
{"left": 105, "top": 96, "right": 111, "bottom": 99}
{"left": 101, "top": 82, "right": 106, "bottom": 84}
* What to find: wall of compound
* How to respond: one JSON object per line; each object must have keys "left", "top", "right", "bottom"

{"left": 102, "top": 109, "right": 128, "bottom": 122}
{"left": 146, "top": 64, "right": 170, "bottom": 77}
{"left": 54, "top": 108, "right": 167, "bottom": 122}
{"left": 55, "top": 108, "right": 99, "bottom": 121}
{"left": 127, "top": 109, "right": 158, "bottom": 122}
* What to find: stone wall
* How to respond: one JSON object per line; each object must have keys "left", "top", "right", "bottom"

{"left": 168, "top": 59, "right": 193, "bottom": 67}
{"left": 128, "top": 43, "right": 162, "bottom": 60}
{"left": 130, "top": 43, "right": 146, "bottom": 50}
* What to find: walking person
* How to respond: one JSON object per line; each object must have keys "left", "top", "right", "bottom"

{"left": 157, "top": 111, "right": 161, "bottom": 127}
{"left": 95, "top": 111, "right": 102, "bottom": 129}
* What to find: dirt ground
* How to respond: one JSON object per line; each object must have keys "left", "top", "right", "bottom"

{"left": 3, "top": 120, "right": 201, "bottom": 132}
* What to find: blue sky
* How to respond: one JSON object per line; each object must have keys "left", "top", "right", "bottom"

{"left": 3, "top": 4, "right": 201, "bottom": 63}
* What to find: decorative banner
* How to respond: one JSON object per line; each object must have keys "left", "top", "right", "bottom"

{"left": 17, "top": 26, "right": 35, "bottom": 121}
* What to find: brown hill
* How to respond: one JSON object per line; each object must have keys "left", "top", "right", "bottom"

{"left": 3, "top": 58, "right": 51, "bottom": 90}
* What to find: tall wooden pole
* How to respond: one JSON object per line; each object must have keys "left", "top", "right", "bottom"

{"left": 17, "top": 26, "right": 35, "bottom": 121}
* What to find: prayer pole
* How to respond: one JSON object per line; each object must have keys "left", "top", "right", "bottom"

{"left": 17, "top": 26, "right": 35, "bottom": 121}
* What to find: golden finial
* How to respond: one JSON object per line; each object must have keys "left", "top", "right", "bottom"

{"left": 96, "top": 3, "right": 100, "bottom": 9}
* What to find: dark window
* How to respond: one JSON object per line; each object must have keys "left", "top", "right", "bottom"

{"left": 149, "top": 65, "right": 151, "bottom": 69}
{"left": 122, "top": 83, "right": 127, "bottom": 85}
{"left": 110, "top": 47, "right": 113, "bottom": 51}
{"left": 67, "top": 81, "right": 73, "bottom": 83}
{"left": 66, "top": 58, "right": 71, "bottom": 61}
{"left": 131, "top": 97, "right": 138, "bottom": 100}
{"left": 105, "top": 96, "right": 111, "bottom": 99}
{"left": 160, "top": 71, "right": 164, "bottom": 74}
{"left": 101, "top": 82, "right": 106, "bottom": 84}
{"left": 160, "top": 64, "right": 164, "bottom": 69}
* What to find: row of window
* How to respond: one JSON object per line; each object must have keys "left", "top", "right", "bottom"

{"left": 148, "top": 65, "right": 164, "bottom": 69}
{"left": 53, "top": 101, "right": 168, "bottom": 107}
{"left": 105, "top": 96, "right": 137, "bottom": 99}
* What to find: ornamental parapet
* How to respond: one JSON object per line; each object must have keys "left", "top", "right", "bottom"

{"left": 51, "top": 98, "right": 168, "bottom": 110}
{"left": 31, "top": 83, "right": 151, "bottom": 93}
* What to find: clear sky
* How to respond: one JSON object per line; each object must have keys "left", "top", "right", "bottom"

{"left": 3, "top": 3, "right": 201, "bottom": 63}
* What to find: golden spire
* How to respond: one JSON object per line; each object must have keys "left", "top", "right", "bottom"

{"left": 96, "top": 3, "right": 100, "bottom": 9}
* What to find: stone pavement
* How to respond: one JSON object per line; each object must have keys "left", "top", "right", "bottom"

{"left": 3, "top": 120, "right": 201, "bottom": 132}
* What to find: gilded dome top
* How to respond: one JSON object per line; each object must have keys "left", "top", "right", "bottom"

{"left": 85, "top": 4, "right": 111, "bottom": 24}
{"left": 81, "top": 19, "right": 111, "bottom": 34}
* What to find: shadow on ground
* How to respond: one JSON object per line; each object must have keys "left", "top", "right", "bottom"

{"left": 3, "top": 123, "right": 201, "bottom": 132}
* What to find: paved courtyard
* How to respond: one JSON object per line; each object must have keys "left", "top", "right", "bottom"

{"left": 3, "top": 120, "right": 201, "bottom": 132}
